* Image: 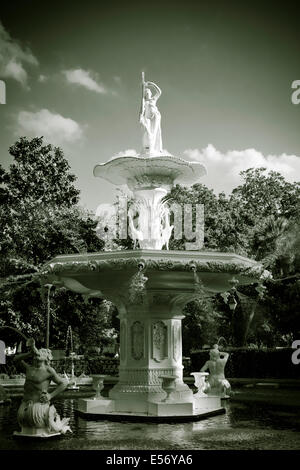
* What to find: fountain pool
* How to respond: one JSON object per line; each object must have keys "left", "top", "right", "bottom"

{"left": 1, "top": 393, "right": 300, "bottom": 450}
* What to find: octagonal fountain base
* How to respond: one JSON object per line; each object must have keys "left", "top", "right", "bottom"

{"left": 76, "top": 395, "right": 225, "bottom": 422}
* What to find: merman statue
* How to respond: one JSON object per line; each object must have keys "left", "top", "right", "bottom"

{"left": 200, "top": 344, "right": 231, "bottom": 398}
{"left": 13, "top": 338, "right": 72, "bottom": 437}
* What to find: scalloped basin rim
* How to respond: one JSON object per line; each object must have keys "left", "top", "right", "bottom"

{"left": 41, "top": 251, "right": 262, "bottom": 295}
{"left": 93, "top": 154, "right": 207, "bottom": 186}
{"left": 42, "top": 250, "right": 262, "bottom": 281}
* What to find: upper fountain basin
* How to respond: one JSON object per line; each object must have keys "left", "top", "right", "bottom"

{"left": 93, "top": 154, "right": 207, "bottom": 191}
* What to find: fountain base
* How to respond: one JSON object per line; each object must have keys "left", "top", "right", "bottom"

{"left": 78, "top": 398, "right": 115, "bottom": 414}
{"left": 76, "top": 395, "right": 224, "bottom": 421}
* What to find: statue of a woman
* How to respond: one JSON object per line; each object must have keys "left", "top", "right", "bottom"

{"left": 200, "top": 344, "right": 231, "bottom": 398}
{"left": 139, "top": 72, "right": 163, "bottom": 155}
{"left": 13, "top": 338, "right": 72, "bottom": 437}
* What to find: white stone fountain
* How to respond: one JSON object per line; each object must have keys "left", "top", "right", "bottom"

{"left": 41, "top": 74, "right": 264, "bottom": 420}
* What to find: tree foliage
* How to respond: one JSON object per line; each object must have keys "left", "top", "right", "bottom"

{"left": 0, "top": 137, "right": 105, "bottom": 349}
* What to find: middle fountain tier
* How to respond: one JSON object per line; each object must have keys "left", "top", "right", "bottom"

{"left": 94, "top": 153, "right": 207, "bottom": 250}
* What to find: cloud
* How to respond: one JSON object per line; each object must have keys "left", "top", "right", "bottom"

{"left": 16, "top": 109, "right": 83, "bottom": 145}
{"left": 184, "top": 144, "right": 300, "bottom": 194}
{"left": 38, "top": 74, "right": 48, "bottom": 83}
{"left": 63, "top": 68, "right": 107, "bottom": 94}
{"left": 0, "top": 21, "right": 38, "bottom": 87}
{"left": 112, "top": 149, "right": 138, "bottom": 158}
{"left": 113, "top": 76, "right": 122, "bottom": 84}
{"left": 95, "top": 202, "right": 117, "bottom": 219}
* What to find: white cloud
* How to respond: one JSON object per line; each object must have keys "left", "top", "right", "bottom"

{"left": 184, "top": 144, "right": 300, "bottom": 194}
{"left": 0, "top": 22, "right": 38, "bottom": 87}
{"left": 38, "top": 74, "right": 48, "bottom": 83}
{"left": 63, "top": 68, "right": 107, "bottom": 94}
{"left": 113, "top": 76, "right": 122, "bottom": 84}
{"left": 95, "top": 202, "right": 117, "bottom": 218}
{"left": 16, "top": 109, "right": 83, "bottom": 145}
{"left": 112, "top": 149, "right": 138, "bottom": 158}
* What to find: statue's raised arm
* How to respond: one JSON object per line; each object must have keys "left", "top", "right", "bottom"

{"left": 146, "top": 81, "right": 162, "bottom": 101}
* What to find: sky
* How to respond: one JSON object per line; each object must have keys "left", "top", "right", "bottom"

{"left": 0, "top": 0, "right": 300, "bottom": 212}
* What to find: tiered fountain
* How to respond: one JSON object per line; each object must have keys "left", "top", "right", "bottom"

{"left": 41, "top": 74, "right": 263, "bottom": 420}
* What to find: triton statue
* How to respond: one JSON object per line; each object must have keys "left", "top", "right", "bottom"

{"left": 13, "top": 338, "right": 72, "bottom": 437}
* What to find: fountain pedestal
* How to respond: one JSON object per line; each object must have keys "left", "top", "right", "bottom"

{"left": 108, "top": 291, "right": 193, "bottom": 414}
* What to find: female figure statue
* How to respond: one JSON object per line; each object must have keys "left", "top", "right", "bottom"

{"left": 139, "top": 72, "right": 163, "bottom": 155}
{"left": 13, "top": 338, "right": 71, "bottom": 436}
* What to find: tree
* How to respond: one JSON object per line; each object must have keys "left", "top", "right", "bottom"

{"left": 182, "top": 297, "right": 223, "bottom": 354}
{"left": 4, "top": 137, "right": 80, "bottom": 207}
{"left": 167, "top": 183, "right": 249, "bottom": 255}
{"left": 0, "top": 137, "right": 104, "bottom": 349}
{"left": 230, "top": 168, "right": 300, "bottom": 224}
{"left": 262, "top": 277, "right": 300, "bottom": 341}
{"left": 0, "top": 137, "right": 104, "bottom": 272}
{"left": 251, "top": 215, "right": 300, "bottom": 277}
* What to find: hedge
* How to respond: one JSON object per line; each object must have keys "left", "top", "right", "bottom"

{"left": 0, "top": 356, "right": 119, "bottom": 377}
{"left": 190, "top": 348, "right": 300, "bottom": 379}
{"left": 3, "top": 350, "right": 298, "bottom": 380}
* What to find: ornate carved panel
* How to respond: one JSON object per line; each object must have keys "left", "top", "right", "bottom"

{"left": 131, "top": 321, "right": 144, "bottom": 360}
{"left": 119, "top": 368, "right": 178, "bottom": 385}
{"left": 152, "top": 321, "right": 168, "bottom": 362}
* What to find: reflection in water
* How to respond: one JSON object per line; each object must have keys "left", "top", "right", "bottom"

{"left": 1, "top": 396, "right": 300, "bottom": 450}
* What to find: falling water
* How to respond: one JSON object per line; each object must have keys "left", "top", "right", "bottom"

{"left": 128, "top": 263, "right": 148, "bottom": 304}
{"left": 64, "top": 326, "right": 79, "bottom": 389}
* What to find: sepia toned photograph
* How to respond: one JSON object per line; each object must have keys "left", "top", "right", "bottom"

{"left": 0, "top": 0, "right": 299, "bottom": 457}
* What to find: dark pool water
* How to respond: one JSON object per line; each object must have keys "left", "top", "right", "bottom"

{"left": 1, "top": 396, "right": 300, "bottom": 450}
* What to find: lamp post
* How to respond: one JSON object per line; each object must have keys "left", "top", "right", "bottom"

{"left": 228, "top": 277, "right": 239, "bottom": 312}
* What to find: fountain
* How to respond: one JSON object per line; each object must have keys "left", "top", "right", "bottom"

{"left": 40, "top": 74, "right": 264, "bottom": 420}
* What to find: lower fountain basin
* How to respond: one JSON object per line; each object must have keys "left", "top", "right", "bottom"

{"left": 42, "top": 249, "right": 262, "bottom": 296}
{"left": 41, "top": 249, "right": 261, "bottom": 421}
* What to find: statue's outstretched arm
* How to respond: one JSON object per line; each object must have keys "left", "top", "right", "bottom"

{"left": 13, "top": 352, "right": 31, "bottom": 370}
{"left": 13, "top": 351, "right": 31, "bottom": 362}
{"left": 200, "top": 361, "right": 209, "bottom": 372}
{"left": 146, "top": 81, "right": 162, "bottom": 100}
{"left": 13, "top": 338, "right": 38, "bottom": 368}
